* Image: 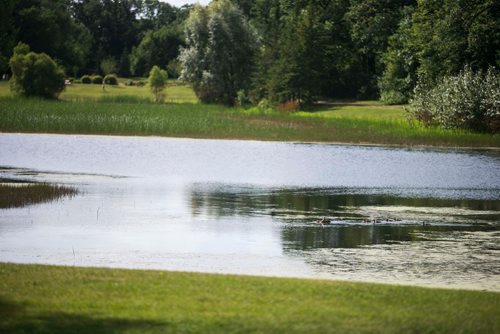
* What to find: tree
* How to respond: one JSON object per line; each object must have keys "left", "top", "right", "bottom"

{"left": 100, "top": 57, "right": 117, "bottom": 75}
{"left": 148, "top": 65, "right": 167, "bottom": 103}
{"left": 129, "top": 26, "right": 184, "bottom": 77}
{"left": 0, "top": 0, "right": 17, "bottom": 73}
{"left": 9, "top": 43, "right": 65, "bottom": 99}
{"left": 71, "top": 0, "right": 139, "bottom": 75}
{"left": 346, "top": 0, "right": 416, "bottom": 98}
{"left": 13, "top": 0, "right": 91, "bottom": 74}
{"left": 412, "top": 0, "right": 499, "bottom": 83}
{"left": 379, "top": 6, "right": 418, "bottom": 104}
{"left": 266, "top": 1, "right": 325, "bottom": 105}
{"left": 179, "top": 0, "right": 258, "bottom": 105}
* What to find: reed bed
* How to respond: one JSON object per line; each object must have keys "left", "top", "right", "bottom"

{"left": 0, "top": 183, "right": 78, "bottom": 209}
{"left": 0, "top": 95, "right": 500, "bottom": 148}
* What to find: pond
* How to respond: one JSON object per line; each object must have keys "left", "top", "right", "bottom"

{"left": 1, "top": 133, "right": 499, "bottom": 291}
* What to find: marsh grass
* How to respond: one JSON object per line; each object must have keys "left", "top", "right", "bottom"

{"left": 0, "top": 263, "right": 498, "bottom": 334}
{"left": 0, "top": 183, "right": 78, "bottom": 209}
{"left": 0, "top": 82, "right": 498, "bottom": 147}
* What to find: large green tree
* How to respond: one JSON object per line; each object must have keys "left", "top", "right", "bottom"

{"left": 412, "top": 0, "right": 499, "bottom": 82}
{"left": 130, "top": 26, "right": 184, "bottom": 77}
{"left": 71, "top": 0, "right": 139, "bottom": 74}
{"left": 179, "top": 0, "right": 258, "bottom": 105}
{"left": 10, "top": 0, "right": 91, "bottom": 74}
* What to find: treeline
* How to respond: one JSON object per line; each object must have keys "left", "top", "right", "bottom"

{"left": 221, "top": 0, "right": 499, "bottom": 105}
{"left": 0, "top": 0, "right": 189, "bottom": 79}
{"left": 0, "top": 0, "right": 498, "bottom": 106}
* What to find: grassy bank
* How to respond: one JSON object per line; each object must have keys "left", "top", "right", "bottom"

{"left": 0, "top": 82, "right": 498, "bottom": 147}
{"left": 0, "top": 263, "right": 498, "bottom": 333}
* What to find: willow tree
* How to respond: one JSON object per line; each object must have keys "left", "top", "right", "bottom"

{"left": 179, "top": 0, "right": 258, "bottom": 105}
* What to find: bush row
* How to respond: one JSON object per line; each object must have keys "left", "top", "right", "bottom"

{"left": 81, "top": 74, "right": 118, "bottom": 85}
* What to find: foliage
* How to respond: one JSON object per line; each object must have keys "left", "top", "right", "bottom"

{"left": 346, "top": 0, "right": 413, "bottom": 98}
{"left": 81, "top": 75, "right": 91, "bottom": 84}
{"left": 8, "top": 43, "right": 65, "bottom": 99}
{"left": 9, "top": 0, "right": 91, "bottom": 73}
{"left": 100, "top": 57, "right": 117, "bottom": 75}
{"left": 409, "top": 66, "right": 500, "bottom": 133}
{"left": 91, "top": 75, "right": 103, "bottom": 84}
{"left": 411, "top": 0, "right": 499, "bottom": 83}
{"left": 179, "top": 0, "right": 258, "bottom": 105}
{"left": 166, "top": 59, "right": 182, "bottom": 79}
{"left": 379, "top": 6, "right": 418, "bottom": 104}
{"left": 129, "top": 26, "right": 184, "bottom": 77}
{"left": 103, "top": 74, "right": 118, "bottom": 85}
{"left": 148, "top": 65, "right": 168, "bottom": 102}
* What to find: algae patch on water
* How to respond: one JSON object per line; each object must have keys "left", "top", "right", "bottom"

{"left": 0, "top": 182, "right": 78, "bottom": 209}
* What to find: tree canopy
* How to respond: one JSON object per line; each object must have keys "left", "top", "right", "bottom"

{"left": 0, "top": 0, "right": 497, "bottom": 107}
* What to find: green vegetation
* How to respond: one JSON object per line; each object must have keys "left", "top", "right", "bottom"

{"left": 0, "top": 183, "right": 77, "bottom": 209}
{"left": 0, "top": 263, "right": 498, "bottom": 334}
{"left": 409, "top": 67, "right": 499, "bottom": 133}
{"left": 179, "top": 0, "right": 257, "bottom": 105}
{"left": 8, "top": 43, "right": 65, "bottom": 99}
{"left": 148, "top": 66, "right": 168, "bottom": 103}
{"left": 55, "top": 80, "right": 196, "bottom": 104}
{"left": 0, "top": 82, "right": 498, "bottom": 148}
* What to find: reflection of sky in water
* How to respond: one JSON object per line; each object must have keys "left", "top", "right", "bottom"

{"left": 0, "top": 134, "right": 499, "bottom": 291}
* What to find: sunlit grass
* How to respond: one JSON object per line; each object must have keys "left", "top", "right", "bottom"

{"left": 60, "top": 80, "right": 198, "bottom": 104}
{"left": 0, "top": 263, "right": 498, "bottom": 334}
{"left": 0, "top": 82, "right": 498, "bottom": 147}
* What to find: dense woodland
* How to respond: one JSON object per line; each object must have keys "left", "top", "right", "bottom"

{"left": 0, "top": 0, "right": 498, "bottom": 105}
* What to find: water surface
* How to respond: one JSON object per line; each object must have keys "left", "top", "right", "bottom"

{"left": 0, "top": 134, "right": 499, "bottom": 291}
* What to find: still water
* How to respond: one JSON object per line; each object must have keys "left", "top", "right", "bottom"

{"left": 1, "top": 133, "right": 499, "bottom": 290}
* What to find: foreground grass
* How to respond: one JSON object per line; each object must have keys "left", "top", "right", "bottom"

{"left": 0, "top": 263, "right": 498, "bottom": 333}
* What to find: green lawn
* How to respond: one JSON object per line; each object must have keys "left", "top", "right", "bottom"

{"left": 0, "top": 263, "right": 498, "bottom": 334}
{"left": 0, "top": 81, "right": 498, "bottom": 148}
{"left": 60, "top": 79, "right": 198, "bottom": 104}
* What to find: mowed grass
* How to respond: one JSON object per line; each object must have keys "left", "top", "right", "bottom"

{"left": 0, "top": 82, "right": 498, "bottom": 147}
{"left": 60, "top": 80, "right": 198, "bottom": 104}
{"left": 0, "top": 263, "right": 498, "bottom": 334}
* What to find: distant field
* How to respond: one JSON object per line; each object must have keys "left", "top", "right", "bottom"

{"left": 0, "top": 263, "right": 498, "bottom": 334}
{"left": 0, "top": 81, "right": 498, "bottom": 148}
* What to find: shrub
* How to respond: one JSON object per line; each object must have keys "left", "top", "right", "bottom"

{"left": 148, "top": 65, "right": 168, "bottom": 103}
{"left": 257, "top": 98, "right": 272, "bottom": 112}
{"left": 81, "top": 75, "right": 91, "bottom": 84}
{"left": 408, "top": 66, "right": 500, "bottom": 133}
{"left": 236, "top": 90, "right": 249, "bottom": 107}
{"left": 380, "top": 90, "right": 407, "bottom": 105}
{"left": 92, "top": 75, "right": 103, "bottom": 84}
{"left": 277, "top": 99, "right": 300, "bottom": 112}
{"left": 9, "top": 43, "right": 65, "bottom": 99}
{"left": 104, "top": 74, "right": 118, "bottom": 85}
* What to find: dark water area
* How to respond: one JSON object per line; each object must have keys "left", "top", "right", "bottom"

{"left": 0, "top": 134, "right": 499, "bottom": 290}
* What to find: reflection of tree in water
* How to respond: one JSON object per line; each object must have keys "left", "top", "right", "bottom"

{"left": 189, "top": 185, "right": 499, "bottom": 249}
{"left": 189, "top": 186, "right": 500, "bottom": 219}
